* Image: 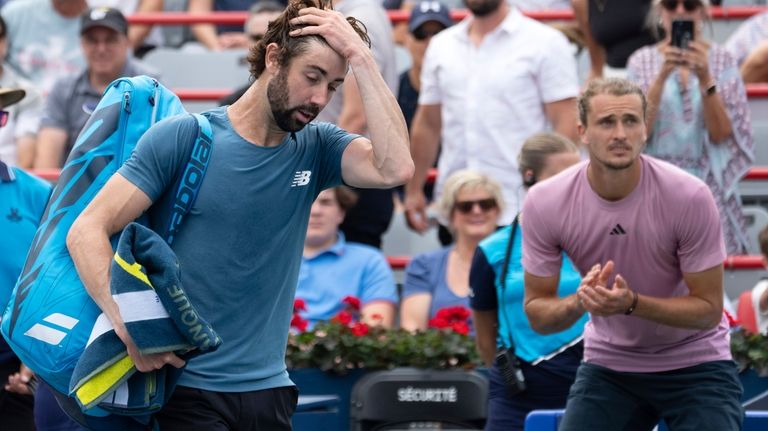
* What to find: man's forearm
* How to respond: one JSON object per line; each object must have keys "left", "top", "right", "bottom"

{"left": 348, "top": 50, "right": 412, "bottom": 186}
{"left": 525, "top": 294, "right": 584, "bottom": 334}
{"left": 631, "top": 294, "right": 722, "bottom": 330}
{"left": 405, "top": 109, "right": 440, "bottom": 193}
{"left": 67, "top": 219, "right": 123, "bottom": 330}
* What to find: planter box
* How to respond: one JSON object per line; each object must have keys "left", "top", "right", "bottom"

{"left": 290, "top": 368, "right": 368, "bottom": 431}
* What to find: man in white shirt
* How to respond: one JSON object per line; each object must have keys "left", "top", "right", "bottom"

{"left": 403, "top": 0, "right": 579, "bottom": 242}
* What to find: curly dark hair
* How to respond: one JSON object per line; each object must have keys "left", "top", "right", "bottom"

{"left": 246, "top": 0, "right": 371, "bottom": 81}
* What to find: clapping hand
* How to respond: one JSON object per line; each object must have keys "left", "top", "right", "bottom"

{"left": 577, "top": 260, "right": 634, "bottom": 317}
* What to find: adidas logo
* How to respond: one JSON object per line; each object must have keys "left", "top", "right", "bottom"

{"left": 609, "top": 224, "right": 627, "bottom": 235}
{"left": 6, "top": 208, "right": 21, "bottom": 223}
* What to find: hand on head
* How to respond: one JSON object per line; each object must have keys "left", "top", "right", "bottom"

{"left": 288, "top": 7, "right": 370, "bottom": 60}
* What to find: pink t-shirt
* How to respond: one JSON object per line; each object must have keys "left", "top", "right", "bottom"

{"left": 522, "top": 155, "right": 731, "bottom": 372}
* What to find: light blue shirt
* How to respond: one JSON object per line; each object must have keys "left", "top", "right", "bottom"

{"left": 119, "top": 108, "right": 357, "bottom": 392}
{"left": 473, "top": 224, "right": 586, "bottom": 363}
{"left": 0, "top": 163, "right": 51, "bottom": 363}
{"left": 296, "top": 233, "right": 397, "bottom": 328}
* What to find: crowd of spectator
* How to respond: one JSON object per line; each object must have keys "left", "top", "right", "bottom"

{"left": 1, "top": 0, "right": 768, "bottom": 429}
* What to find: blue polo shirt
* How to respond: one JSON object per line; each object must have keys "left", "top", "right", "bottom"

{"left": 296, "top": 233, "right": 397, "bottom": 328}
{"left": 0, "top": 162, "right": 51, "bottom": 364}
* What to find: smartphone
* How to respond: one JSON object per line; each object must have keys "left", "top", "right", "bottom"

{"left": 671, "top": 20, "right": 694, "bottom": 49}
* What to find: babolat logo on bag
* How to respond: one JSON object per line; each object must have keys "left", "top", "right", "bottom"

{"left": 1, "top": 76, "right": 213, "bottom": 398}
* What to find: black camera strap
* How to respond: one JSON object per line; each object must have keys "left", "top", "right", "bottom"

{"left": 498, "top": 213, "right": 520, "bottom": 356}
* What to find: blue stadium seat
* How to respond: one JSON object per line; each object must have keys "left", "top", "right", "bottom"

{"left": 524, "top": 409, "right": 768, "bottom": 431}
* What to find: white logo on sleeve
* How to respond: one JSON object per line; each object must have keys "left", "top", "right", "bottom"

{"left": 291, "top": 170, "right": 312, "bottom": 187}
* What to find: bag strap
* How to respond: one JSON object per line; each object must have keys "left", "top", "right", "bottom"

{"left": 498, "top": 214, "right": 520, "bottom": 354}
{"left": 161, "top": 113, "right": 213, "bottom": 245}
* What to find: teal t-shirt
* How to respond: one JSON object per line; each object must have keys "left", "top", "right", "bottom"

{"left": 118, "top": 107, "right": 356, "bottom": 391}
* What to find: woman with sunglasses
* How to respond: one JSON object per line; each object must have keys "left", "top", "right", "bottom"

{"left": 399, "top": 170, "right": 502, "bottom": 332}
{"left": 469, "top": 132, "right": 584, "bottom": 431}
{"left": 627, "top": 0, "right": 754, "bottom": 254}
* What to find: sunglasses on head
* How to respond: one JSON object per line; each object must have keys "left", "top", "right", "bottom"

{"left": 454, "top": 198, "right": 497, "bottom": 214}
{"left": 0, "top": 110, "right": 9, "bottom": 128}
{"left": 660, "top": 0, "right": 702, "bottom": 12}
{"left": 412, "top": 26, "right": 444, "bottom": 41}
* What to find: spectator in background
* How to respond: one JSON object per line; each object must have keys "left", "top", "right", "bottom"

{"left": 34, "top": 7, "right": 158, "bottom": 169}
{"left": 572, "top": 0, "right": 657, "bottom": 80}
{"left": 725, "top": 10, "right": 768, "bottom": 83}
{"left": 188, "top": 0, "right": 276, "bottom": 50}
{"left": 404, "top": 0, "right": 578, "bottom": 245}
{"left": 754, "top": 226, "right": 768, "bottom": 333}
{"left": 89, "top": 0, "right": 165, "bottom": 57}
{"left": 470, "top": 132, "right": 584, "bottom": 431}
{"left": 314, "top": 0, "right": 398, "bottom": 249}
{"left": 0, "top": 98, "right": 50, "bottom": 431}
{"left": 1, "top": 0, "right": 87, "bottom": 96}
{"left": 0, "top": 15, "right": 43, "bottom": 169}
{"left": 627, "top": 0, "right": 754, "bottom": 254}
{"left": 219, "top": 0, "right": 285, "bottom": 106}
{"left": 295, "top": 187, "right": 398, "bottom": 329}
{"left": 397, "top": 0, "right": 452, "bottom": 129}
{"left": 400, "top": 170, "right": 502, "bottom": 332}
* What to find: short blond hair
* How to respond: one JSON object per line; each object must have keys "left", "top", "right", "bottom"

{"left": 438, "top": 170, "right": 504, "bottom": 224}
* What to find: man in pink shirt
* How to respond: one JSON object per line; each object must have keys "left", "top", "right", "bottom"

{"left": 522, "top": 78, "right": 743, "bottom": 430}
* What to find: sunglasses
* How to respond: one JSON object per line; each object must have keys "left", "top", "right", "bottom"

{"left": 660, "top": 0, "right": 702, "bottom": 12}
{"left": 454, "top": 198, "right": 497, "bottom": 214}
{"left": 0, "top": 110, "right": 9, "bottom": 128}
{"left": 412, "top": 26, "right": 444, "bottom": 41}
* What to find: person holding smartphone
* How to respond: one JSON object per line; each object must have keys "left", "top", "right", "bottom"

{"left": 626, "top": 0, "right": 754, "bottom": 254}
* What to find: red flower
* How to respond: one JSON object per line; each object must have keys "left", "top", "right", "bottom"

{"left": 293, "top": 298, "right": 307, "bottom": 313}
{"left": 350, "top": 322, "right": 369, "bottom": 337}
{"left": 342, "top": 296, "right": 361, "bottom": 311}
{"left": 450, "top": 307, "right": 471, "bottom": 321}
{"left": 290, "top": 314, "right": 308, "bottom": 332}
{"left": 451, "top": 321, "right": 470, "bottom": 335}
{"left": 332, "top": 310, "right": 353, "bottom": 325}
{"left": 724, "top": 310, "right": 739, "bottom": 328}
{"left": 429, "top": 306, "right": 472, "bottom": 333}
{"left": 428, "top": 316, "right": 450, "bottom": 329}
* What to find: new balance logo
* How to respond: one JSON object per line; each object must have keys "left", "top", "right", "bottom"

{"left": 24, "top": 313, "right": 79, "bottom": 345}
{"left": 6, "top": 208, "right": 21, "bottom": 222}
{"left": 609, "top": 224, "right": 627, "bottom": 235}
{"left": 291, "top": 170, "right": 312, "bottom": 187}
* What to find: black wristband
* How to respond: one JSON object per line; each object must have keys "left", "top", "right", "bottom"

{"left": 624, "top": 290, "right": 639, "bottom": 315}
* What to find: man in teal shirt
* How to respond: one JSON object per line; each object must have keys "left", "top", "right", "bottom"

{"left": 66, "top": 2, "right": 413, "bottom": 429}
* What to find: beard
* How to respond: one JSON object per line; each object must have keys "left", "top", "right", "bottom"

{"left": 464, "top": 0, "right": 503, "bottom": 17}
{"left": 593, "top": 142, "right": 640, "bottom": 171}
{"left": 266, "top": 68, "right": 320, "bottom": 133}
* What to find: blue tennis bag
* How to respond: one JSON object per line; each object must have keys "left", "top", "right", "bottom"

{"left": 0, "top": 76, "right": 212, "bottom": 396}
